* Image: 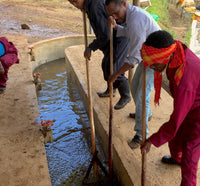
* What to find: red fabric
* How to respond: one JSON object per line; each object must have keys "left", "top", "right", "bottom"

{"left": 141, "top": 40, "right": 185, "bottom": 104}
{"left": 149, "top": 44, "right": 200, "bottom": 186}
{"left": 141, "top": 43, "right": 176, "bottom": 67}
{"left": 153, "top": 71, "right": 162, "bottom": 104}
{"left": 168, "top": 41, "right": 185, "bottom": 85}
{"left": 0, "top": 37, "right": 19, "bottom": 87}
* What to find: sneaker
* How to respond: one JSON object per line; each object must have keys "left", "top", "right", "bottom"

{"left": 128, "top": 135, "right": 142, "bottom": 149}
{"left": 129, "top": 113, "right": 152, "bottom": 121}
{"left": 0, "top": 86, "right": 6, "bottom": 94}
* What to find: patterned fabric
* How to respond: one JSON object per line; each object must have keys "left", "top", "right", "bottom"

{"left": 141, "top": 40, "right": 185, "bottom": 104}
{"left": 168, "top": 41, "right": 185, "bottom": 85}
{"left": 141, "top": 43, "right": 176, "bottom": 67}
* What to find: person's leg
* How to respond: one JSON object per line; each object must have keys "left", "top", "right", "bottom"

{"left": 129, "top": 63, "right": 154, "bottom": 149}
{"left": 128, "top": 63, "right": 154, "bottom": 149}
{"left": 114, "top": 76, "right": 131, "bottom": 109}
{"left": 180, "top": 120, "right": 200, "bottom": 186}
{"left": 97, "top": 48, "right": 116, "bottom": 97}
{"left": 133, "top": 63, "right": 154, "bottom": 138}
{"left": 131, "top": 64, "right": 141, "bottom": 106}
{"left": 145, "top": 66, "right": 154, "bottom": 119}
{"left": 130, "top": 64, "right": 152, "bottom": 118}
{"left": 0, "top": 73, "right": 7, "bottom": 94}
{"left": 167, "top": 122, "right": 186, "bottom": 164}
{"left": 113, "top": 35, "right": 130, "bottom": 109}
{"left": 0, "top": 61, "right": 5, "bottom": 74}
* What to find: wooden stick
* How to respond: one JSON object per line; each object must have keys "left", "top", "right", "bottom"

{"left": 128, "top": 68, "right": 134, "bottom": 86}
{"left": 82, "top": 10, "right": 98, "bottom": 178}
{"left": 141, "top": 64, "right": 147, "bottom": 186}
{"left": 109, "top": 25, "right": 114, "bottom": 182}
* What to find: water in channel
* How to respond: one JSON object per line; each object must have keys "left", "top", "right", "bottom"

{"left": 35, "top": 59, "right": 120, "bottom": 186}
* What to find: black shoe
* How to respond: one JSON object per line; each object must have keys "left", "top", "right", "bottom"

{"left": 161, "top": 155, "right": 178, "bottom": 164}
{"left": 97, "top": 88, "right": 116, "bottom": 97}
{"left": 128, "top": 135, "right": 142, "bottom": 149}
{"left": 114, "top": 96, "right": 131, "bottom": 110}
{"left": 0, "top": 86, "right": 6, "bottom": 94}
{"left": 129, "top": 113, "right": 152, "bottom": 121}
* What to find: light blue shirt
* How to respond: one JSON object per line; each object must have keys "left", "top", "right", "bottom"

{"left": 0, "top": 42, "right": 5, "bottom": 57}
{"left": 117, "top": 4, "right": 161, "bottom": 67}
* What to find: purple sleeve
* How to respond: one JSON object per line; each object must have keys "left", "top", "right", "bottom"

{"left": 149, "top": 84, "right": 196, "bottom": 147}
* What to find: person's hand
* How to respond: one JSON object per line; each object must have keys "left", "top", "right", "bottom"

{"left": 108, "top": 16, "right": 117, "bottom": 30}
{"left": 141, "top": 139, "right": 152, "bottom": 154}
{"left": 84, "top": 47, "right": 91, "bottom": 60}
{"left": 108, "top": 73, "right": 118, "bottom": 84}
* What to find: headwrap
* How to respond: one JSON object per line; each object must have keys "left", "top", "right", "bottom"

{"left": 141, "top": 40, "right": 185, "bottom": 105}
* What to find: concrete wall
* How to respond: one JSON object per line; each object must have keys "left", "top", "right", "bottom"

{"left": 29, "top": 35, "right": 94, "bottom": 72}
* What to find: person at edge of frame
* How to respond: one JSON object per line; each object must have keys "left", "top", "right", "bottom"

{"left": 141, "top": 30, "right": 200, "bottom": 186}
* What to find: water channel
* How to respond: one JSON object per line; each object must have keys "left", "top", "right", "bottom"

{"left": 34, "top": 58, "right": 120, "bottom": 186}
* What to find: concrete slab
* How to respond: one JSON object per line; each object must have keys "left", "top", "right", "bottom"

{"left": 65, "top": 45, "right": 200, "bottom": 186}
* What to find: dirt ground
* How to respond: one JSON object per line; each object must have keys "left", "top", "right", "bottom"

{"left": 0, "top": 1, "right": 192, "bottom": 44}
{"left": 0, "top": 1, "right": 196, "bottom": 185}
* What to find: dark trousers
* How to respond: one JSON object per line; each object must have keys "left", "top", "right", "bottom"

{"left": 101, "top": 36, "right": 129, "bottom": 89}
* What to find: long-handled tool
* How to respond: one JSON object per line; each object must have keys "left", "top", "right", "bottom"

{"left": 141, "top": 64, "right": 147, "bottom": 186}
{"left": 82, "top": 10, "right": 108, "bottom": 184}
{"left": 108, "top": 25, "right": 114, "bottom": 184}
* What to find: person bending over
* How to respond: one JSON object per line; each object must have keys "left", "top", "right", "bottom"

{"left": 141, "top": 30, "right": 200, "bottom": 186}
{"left": 68, "top": 0, "right": 131, "bottom": 110}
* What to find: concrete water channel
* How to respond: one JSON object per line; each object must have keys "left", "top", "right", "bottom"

{"left": 30, "top": 20, "right": 200, "bottom": 184}
{"left": 34, "top": 58, "right": 118, "bottom": 185}
{"left": 1, "top": 18, "right": 200, "bottom": 185}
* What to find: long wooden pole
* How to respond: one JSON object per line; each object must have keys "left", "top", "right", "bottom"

{"left": 109, "top": 26, "right": 114, "bottom": 182}
{"left": 141, "top": 64, "right": 147, "bottom": 186}
{"left": 82, "top": 10, "right": 98, "bottom": 178}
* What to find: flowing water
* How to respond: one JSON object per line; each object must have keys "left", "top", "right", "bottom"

{"left": 34, "top": 59, "right": 120, "bottom": 186}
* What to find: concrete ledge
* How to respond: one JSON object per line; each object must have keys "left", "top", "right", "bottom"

{"left": 65, "top": 45, "right": 188, "bottom": 186}
{"left": 29, "top": 35, "right": 95, "bottom": 72}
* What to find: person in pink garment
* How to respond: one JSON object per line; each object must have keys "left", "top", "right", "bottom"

{"left": 0, "top": 37, "right": 19, "bottom": 94}
{"left": 141, "top": 30, "right": 200, "bottom": 186}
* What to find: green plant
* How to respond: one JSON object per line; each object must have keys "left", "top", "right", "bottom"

{"left": 184, "top": 27, "right": 192, "bottom": 47}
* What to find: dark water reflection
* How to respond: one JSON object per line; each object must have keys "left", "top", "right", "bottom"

{"left": 35, "top": 59, "right": 112, "bottom": 186}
